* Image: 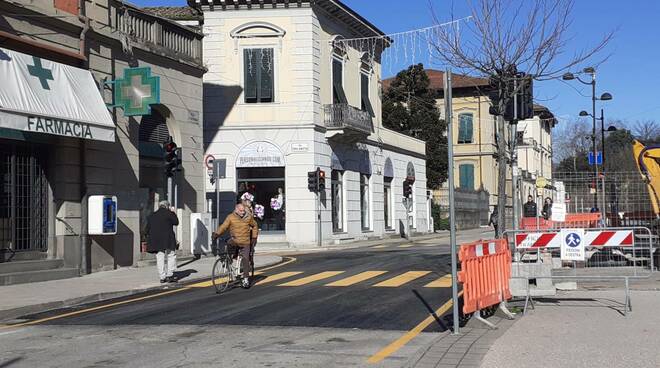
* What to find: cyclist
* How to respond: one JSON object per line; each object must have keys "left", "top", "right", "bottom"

{"left": 212, "top": 203, "right": 258, "bottom": 288}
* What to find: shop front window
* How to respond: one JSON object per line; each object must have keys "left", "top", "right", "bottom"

{"left": 384, "top": 176, "right": 393, "bottom": 229}
{"left": 332, "top": 170, "right": 344, "bottom": 232}
{"left": 236, "top": 167, "right": 285, "bottom": 232}
{"left": 360, "top": 174, "right": 371, "bottom": 230}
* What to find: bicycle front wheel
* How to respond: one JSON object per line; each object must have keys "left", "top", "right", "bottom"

{"left": 212, "top": 256, "right": 231, "bottom": 294}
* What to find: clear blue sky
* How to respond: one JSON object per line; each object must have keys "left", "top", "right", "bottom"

{"left": 134, "top": 0, "right": 660, "bottom": 126}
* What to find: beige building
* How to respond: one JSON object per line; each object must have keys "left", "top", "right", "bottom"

{"left": 158, "top": 0, "right": 431, "bottom": 247}
{"left": 0, "top": 0, "right": 205, "bottom": 283}
{"left": 516, "top": 105, "right": 557, "bottom": 205}
{"left": 384, "top": 70, "right": 555, "bottom": 225}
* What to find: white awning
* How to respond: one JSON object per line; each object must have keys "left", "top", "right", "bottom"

{"left": 0, "top": 47, "right": 115, "bottom": 142}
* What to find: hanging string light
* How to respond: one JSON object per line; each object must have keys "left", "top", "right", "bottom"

{"left": 328, "top": 17, "right": 472, "bottom": 69}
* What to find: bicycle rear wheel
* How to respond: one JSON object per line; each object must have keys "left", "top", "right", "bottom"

{"left": 212, "top": 256, "right": 232, "bottom": 294}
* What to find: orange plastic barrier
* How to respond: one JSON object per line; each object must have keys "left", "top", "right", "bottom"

{"left": 457, "top": 239, "right": 512, "bottom": 315}
{"left": 519, "top": 213, "right": 601, "bottom": 230}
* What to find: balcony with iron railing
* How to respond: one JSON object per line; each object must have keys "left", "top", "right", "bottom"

{"left": 323, "top": 103, "right": 372, "bottom": 142}
{"left": 113, "top": 3, "right": 203, "bottom": 66}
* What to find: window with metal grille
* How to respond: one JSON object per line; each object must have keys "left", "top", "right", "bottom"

{"left": 0, "top": 144, "right": 49, "bottom": 253}
{"left": 139, "top": 109, "right": 169, "bottom": 144}
{"left": 244, "top": 48, "right": 274, "bottom": 103}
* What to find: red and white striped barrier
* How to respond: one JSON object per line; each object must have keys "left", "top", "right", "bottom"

{"left": 515, "top": 230, "right": 634, "bottom": 249}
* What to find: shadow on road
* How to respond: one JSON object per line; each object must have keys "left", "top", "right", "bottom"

{"left": 173, "top": 269, "right": 198, "bottom": 281}
{"left": 0, "top": 357, "right": 24, "bottom": 368}
{"left": 412, "top": 289, "right": 449, "bottom": 331}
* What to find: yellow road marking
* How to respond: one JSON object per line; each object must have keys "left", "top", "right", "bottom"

{"left": 398, "top": 243, "right": 415, "bottom": 248}
{"left": 325, "top": 271, "right": 387, "bottom": 287}
{"left": 278, "top": 271, "right": 344, "bottom": 286}
{"left": 371, "top": 245, "right": 388, "bottom": 249}
{"left": 0, "top": 288, "right": 188, "bottom": 330}
{"left": 424, "top": 274, "right": 452, "bottom": 288}
{"left": 254, "top": 271, "right": 303, "bottom": 285}
{"left": 0, "top": 256, "right": 298, "bottom": 330}
{"left": 367, "top": 291, "right": 464, "bottom": 364}
{"left": 373, "top": 271, "right": 431, "bottom": 287}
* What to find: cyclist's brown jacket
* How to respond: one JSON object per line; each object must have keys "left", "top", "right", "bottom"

{"left": 216, "top": 212, "right": 258, "bottom": 247}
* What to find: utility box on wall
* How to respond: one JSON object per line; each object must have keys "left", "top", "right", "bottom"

{"left": 89, "top": 195, "right": 118, "bottom": 235}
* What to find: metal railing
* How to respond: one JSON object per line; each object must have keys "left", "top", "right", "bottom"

{"left": 114, "top": 5, "right": 203, "bottom": 64}
{"left": 323, "top": 103, "right": 372, "bottom": 135}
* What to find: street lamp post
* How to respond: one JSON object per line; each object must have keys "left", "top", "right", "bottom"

{"left": 563, "top": 68, "right": 612, "bottom": 216}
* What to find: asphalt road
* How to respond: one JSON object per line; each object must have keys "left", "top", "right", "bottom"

{"left": 1, "top": 231, "right": 490, "bottom": 368}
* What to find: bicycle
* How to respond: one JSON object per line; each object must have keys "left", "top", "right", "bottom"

{"left": 211, "top": 239, "right": 243, "bottom": 294}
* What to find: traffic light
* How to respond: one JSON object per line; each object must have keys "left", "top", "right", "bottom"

{"left": 518, "top": 75, "right": 534, "bottom": 120}
{"left": 318, "top": 169, "right": 326, "bottom": 191}
{"left": 307, "top": 170, "right": 318, "bottom": 192}
{"left": 163, "top": 136, "right": 181, "bottom": 177}
{"left": 403, "top": 180, "right": 413, "bottom": 198}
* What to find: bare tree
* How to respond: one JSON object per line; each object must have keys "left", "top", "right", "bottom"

{"left": 431, "top": 0, "right": 614, "bottom": 236}
{"left": 632, "top": 120, "right": 660, "bottom": 143}
{"left": 553, "top": 119, "right": 591, "bottom": 165}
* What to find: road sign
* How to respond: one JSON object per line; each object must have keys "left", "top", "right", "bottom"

{"left": 560, "top": 229, "right": 585, "bottom": 261}
{"left": 204, "top": 154, "right": 215, "bottom": 169}
{"left": 588, "top": 151, "right": 603, "bottom": 165}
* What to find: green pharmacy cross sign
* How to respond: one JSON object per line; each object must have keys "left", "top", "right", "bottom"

{"left": 113, "top": 67, "right": 160, "bottom": 116}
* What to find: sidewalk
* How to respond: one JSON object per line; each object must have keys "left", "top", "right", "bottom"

{"left": 0, "top": 254, "right": 281, "bottom": 322}
{"left": 407, "top": 283, "right": 660, "bottom": 368}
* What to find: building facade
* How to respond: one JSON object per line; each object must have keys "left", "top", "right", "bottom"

{"left": 516, "top": 105, "right": 557, "bottom": 205}
{"left": 0, "top": 0, "right": 205, "bottom": 282}
{"left": 191, "top": 0, "right": 430, "bottom": 247}
{"left": 385, "top": 70, "right": 556, "bottom": 226}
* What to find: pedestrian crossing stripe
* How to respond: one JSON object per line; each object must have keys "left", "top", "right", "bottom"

{"left": 254, "top": 271, "right": 303, "bottom": 285}
{"left": 325, "top": 271, "right": 388, "bottom": 286}
{"left": 423, "top": 274, "right": 452, "bottom": 287}
{"left": 278, "top": 271, "right": 345, "bottom": 286}
{"left": 371, "top": 245, "right": 388, "bottom": 249}
{"left": 189, "top": 271, "right": 263, "bottom": 288}
{"left": 398, "top": 243, "right": 415, "bottom": 248}
{"left": 373, "top": 271, "right": 431, "bottom": 287}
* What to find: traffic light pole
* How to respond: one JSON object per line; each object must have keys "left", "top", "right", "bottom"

{"left": 444, "top": 69, "right": 460, "bottom": 335}
{"left": 317, "top": 191, "right": 322, "bottom": 247}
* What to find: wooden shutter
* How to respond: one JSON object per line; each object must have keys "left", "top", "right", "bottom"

{"left": 361, "top": 73, "right": 374, "bottom": 116}
{"left": 244, "top": 49, "right": 257, "bottom": 102}
{"left": 259, "top": 49, "right": 274, "bottom": 102}
{"left": 332, "top": 58, "right": 347, "bottom": 104}
{"left": 465, "top": 114, "right": 473, "bottom": 143}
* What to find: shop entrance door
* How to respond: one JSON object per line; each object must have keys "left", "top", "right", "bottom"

{"left": 0, "top": 143, "right": 49, "bottom": 256}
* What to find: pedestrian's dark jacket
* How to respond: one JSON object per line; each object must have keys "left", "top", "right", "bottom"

{"left": 145, "top": 208, "right": 179, "bottom": 253}
{"left": 489, "top": 211, "right": 498, "bottom": 226}
{"left": 523, "top": 201, "right": 537, "bottom": 218}
{"left": 542, "top": 203, "right": 552, "bottom": 220}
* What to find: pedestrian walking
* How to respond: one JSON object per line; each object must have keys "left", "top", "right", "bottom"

{"left": 213, "top": 203, "right": 259, "bottom": 288}
{"left": 145, "top": 200, "right": 179, "bottom": 283}
{"left": 542, "top": 197, "right": 553, "bottom": 220}
{"left": 489, "top": 205, "right": 499, "bottom": 236}
{"left": 523, "top": 195, "right": 538, "bottom": 218}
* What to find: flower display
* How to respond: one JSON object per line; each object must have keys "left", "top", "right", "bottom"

{"left": 240, "top": 192, "right": 254, "bottom": 202}
{"left": 254, "top": 204, "right": 265, "bottom": 219}
{"left": 270, "top": 197, "right": 282, "bottom": 211}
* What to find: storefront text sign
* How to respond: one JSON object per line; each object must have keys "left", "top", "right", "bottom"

{"left": 236, "top": 141, "right": 284, "bottom": 168}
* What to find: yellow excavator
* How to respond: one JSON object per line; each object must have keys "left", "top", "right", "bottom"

{"left": 633, "top": 140, "right": 660, "bottom": 217}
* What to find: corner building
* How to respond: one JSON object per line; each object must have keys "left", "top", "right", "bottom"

{"left": 199, "top": 0, "right": 431, "bottom": 247}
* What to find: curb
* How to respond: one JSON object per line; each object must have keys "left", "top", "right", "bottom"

{"left": 0, "top": 256, "right": 283, "bottom": 323}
